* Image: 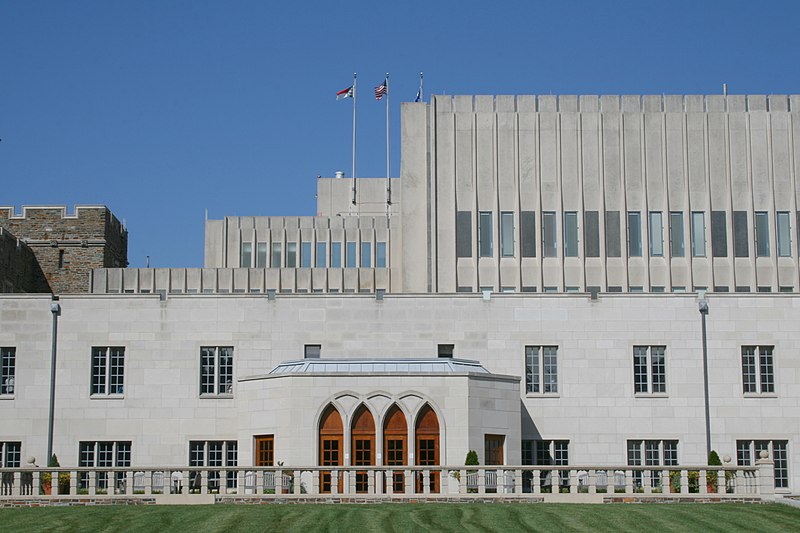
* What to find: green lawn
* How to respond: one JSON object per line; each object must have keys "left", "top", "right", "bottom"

{"left": 1, "top": 503, "right": 799, "bottom": 533}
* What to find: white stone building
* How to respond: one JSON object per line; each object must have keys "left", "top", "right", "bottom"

{"left": 1, "top": 94, "right": 799, "bottom": 495}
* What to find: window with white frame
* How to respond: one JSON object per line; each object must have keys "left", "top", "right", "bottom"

{"left": 525, "top": 346, "right": 558, "bottom": 394}
{"left": 633, "top": 346, "right": 666, "bottom": 394}
{"left": 78, "top": 441, "right": 131, "bottom": 492}
{"left": 189, "top": 440, "right": 238, "bottom": 491}
{"left": 1, "top": 347, "right": 15, "bottom": 396}
{"left": 737, "top": 440, "right": 788, "bottom": 489}
{"left": 741, "top": 346, "right": 775, "bottom": 394}
{"left": 522, "top": 439, "right": 569, "bottom": 490}
{"left": 200, "top": 347, "right": 234, "bottom": 396}
{"left": 91, "top": 347, "right": 125, "bottom": 396}
{"left": 627, "top": 439, "right": 678, "bottom": 488}
{"left": 1, "top": 441, "right": 21, "bottom": 467}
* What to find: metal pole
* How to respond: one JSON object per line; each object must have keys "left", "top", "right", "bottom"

{"left": 46, "top": 300, "right": 61, "bottom": 464}
{"left": 699, "top": 300, "right": 711, "bottom": 457}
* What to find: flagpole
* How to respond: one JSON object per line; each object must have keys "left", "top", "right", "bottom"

{"left": 386, "top": 73, "right": 391, "bottom": 206}
{"left": 420, "top": 72, "right": 424, "bottom": 102}
{"left": 352, "top": 73, "right": 357, "bottom": 206}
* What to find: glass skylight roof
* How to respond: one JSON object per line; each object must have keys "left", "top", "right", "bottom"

{"left": 269, "top": 358, "right": 490, "bottom": 375}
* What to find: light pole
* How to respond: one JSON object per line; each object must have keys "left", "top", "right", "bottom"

{"left": 699, "top": 299, "right": 711, "bottom": 458}
{"left": 46, "top": 298, "right": 61, "bottom": 464}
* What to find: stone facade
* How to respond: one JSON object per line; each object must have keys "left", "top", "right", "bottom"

{"left": 0, "top": 206, "right": 128, "bottom": 294}
{"left": 0, "top": 227, "right": 49, "bottom": 293}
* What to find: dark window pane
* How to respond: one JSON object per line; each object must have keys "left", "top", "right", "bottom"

{"left": 456, "top": 211, "right": 472, "bottom": 258}
{"left": 711, "top": 211, "right": 728, "bottom": 257}
{"left": 584, "top": 211, "right": 600, "bottom": 257}
{"left": 520, "top": 211, "right": 537, "bottom": 257}
{"left": 733, "top": 211, "right": 749, "bottom": 257}
{"left": 605, "top": 211, "right": 621, "bottom": 257}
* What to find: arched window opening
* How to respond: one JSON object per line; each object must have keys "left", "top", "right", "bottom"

{"left": 415, "top": 404, "right": 440, "bottom": 493}
{"left": 383, "top": 404, "right": 408, "bottom": 493}
{"left": 318, "top": 404, "right": 343, "bottom": 493}
{"left": 351, "top": 405, "right": 376, "bottom": 493}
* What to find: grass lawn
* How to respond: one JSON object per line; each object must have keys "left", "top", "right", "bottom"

{"left": 1, "top": 503, "right": 799, "bottom": 533}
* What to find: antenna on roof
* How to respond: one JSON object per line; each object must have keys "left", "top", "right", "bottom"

{"left": 723, "top": 83, "right": 728, "bottom": 96}
{"left": 204, "top": 208, "right": 208, "bottom": 221}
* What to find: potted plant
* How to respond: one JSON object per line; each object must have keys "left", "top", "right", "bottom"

{"left": 41, "top": 454, "right": 70, "bottom": 495}
{"left": 464, "top": 450, "right": 479, "bottom": 493}
{"left": 706, "top": 451, "right": 722, "bottom": 493}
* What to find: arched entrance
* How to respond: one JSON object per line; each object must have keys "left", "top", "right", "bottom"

{"left": 383, "top": 404, "right": 407, "bottom": 493}
{"left": 351, "top": 405, "right": 375, "bottom": 493}
{"left": 415, "top": 404, "right": 440, "bottom": 493}
{"left": 319, "top": 404, "right": 343, "bottom": 493}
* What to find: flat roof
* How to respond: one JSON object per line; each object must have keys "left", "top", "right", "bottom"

{"left": 269, "top": 358, "right": 490, "bottom": 375}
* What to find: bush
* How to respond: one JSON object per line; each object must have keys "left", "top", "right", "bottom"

{"left": 465, "top": 451, "right": 479, "bottom": 466}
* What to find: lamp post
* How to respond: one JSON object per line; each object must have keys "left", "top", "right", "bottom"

{"left": 698, "top": 299, "right": 711, "bottom": 457}
{"left": 46, "top": 299, "right": 61, "bottom": 464}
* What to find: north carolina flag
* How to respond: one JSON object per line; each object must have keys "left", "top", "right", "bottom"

{"left": 336, "top": 86, "right": 354, "bottom": 100}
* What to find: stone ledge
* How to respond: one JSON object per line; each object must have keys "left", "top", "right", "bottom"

{"left": 0, "top": 498, "right": 156, "bottom": 508}
{"left": 603, "top": 496, "right": 766, "bottom": 504}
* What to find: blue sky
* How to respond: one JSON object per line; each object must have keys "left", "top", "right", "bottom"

{"left": 2, "top": 1, "right": 799, "bottom": 268}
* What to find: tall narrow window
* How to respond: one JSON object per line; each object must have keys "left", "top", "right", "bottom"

{"left": 520, "top": 211, "right": 536, "bottom": 257}
{"left": 316, "top": 242, "right": 327, "bottom": 268}
{"left": 331, "top": 242, "right": 342, "bottom": 268}
{"left": 627, "top": 212, "right": 642, "bottom": 257}
{"left": 563, "top": 212, "right": 578, "bottom": 257}
{"left": 606, "top": 211, "right": 621, "bottom": 257}
{"left": 691, "top": 212, "right": 706, "bottom": 257}
{"left": 283, "top": 242, "right": 295, "bottom": 267}
{"left": 500, "top": 212, "right": 514, "bottom": 257}
{"left": 584, "top": 211, "right": 600, "bottom": 258}
{"left": 376, "top": 242, "right": 387, "bottom": 267}
{"left": 256, "top": 242, "right": 267, "bottom": 268}
{"left": 479, "top": 212, "right": 493, "bottom": 257}
{"left": 633, "top": 345, "right": 667, "bottom": 394}
{"left": 741, "top": 345, "right": 774, "bottom": 394}
{"left": 91, "top": 347, "right": 125, "bottom": 396}
{"left": 300, "top": 242, "right": 312, "bottom": 268}
{"left": 542, "top": 212, "right": 557, "bottom": 257}
{"left": 733, "top": 211, "right": 749, "bottom": 257}
{"left": 649, "top": 212, "right": 663, "bottom": 256}
{"left": 1, "top": 348, "right": 15, "bottom": 396}
{"left": 777, "top": 212, "right": 791, "bottom": 257}
{"left": 58, "top": 249, "right": 65, "bottom": 269}
{"left": 711, "top": 211, "right": 728, "bottom": 257}
{"left": 525, "top": 345, "right": 558, "bottom": 394}
{"left": 271, "top": 243, "right": 283, "bottom": 268}
{"left": 200, "top": 346, "right": 234, "bottom": 396}
{"left": 240, "top": 242, "right": 252, "bottom": 268}
{"left": 456, "top": 211, "right": 472, "bottom": 258}
{"left": 755, "top": 212, "right": 770, "bottom": 257}
{"left": 669, "top": 212, "right": 684, "bottom": 257}
{"left": 346, "top": 242, "right": 357, "bottom": 268}
{"left": 361, "top": 242, "right": 372, "bottom": 267}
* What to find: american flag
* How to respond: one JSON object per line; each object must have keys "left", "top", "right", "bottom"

{"left": 374, "top": 79, "right": 388, "bottom": 100}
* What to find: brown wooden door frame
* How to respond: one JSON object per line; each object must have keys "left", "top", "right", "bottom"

{"left": 254, "top": 435, "right": 275, "bottom": 467}
{"left": 484, "top": 434, "right": 505, "bottom": 466}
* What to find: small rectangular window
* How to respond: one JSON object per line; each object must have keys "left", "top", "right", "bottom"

{"left": 285, "top": 242, "right": 295, "bottom": 267}
{"left": 361, "top": 242, "right": 372, "bottom": 267}
{"left": 304, "top": 344, "right": 321, "bottom": 359}
{"left": 733, "top": 211, "right": 749, "bottom": 257}
{"left": 649, "top": 212, "right": 663, "bottom": 256}
{"left": 736, "top": 440, "right": 789, "bottom": 488}
{"left": 479, "top": 212, "right": 493, "bottom": 257}
{"left": 1, "top": 348, "right": 15, "bottom": 396}
{"left": 711, "top": 211, "right": 728, "bottom": 257}
{"left": 272, "top": 242, "right": 283, "bottom": 268}
{"left": 346, "top": 242, "right": 357, "bottom": 268}
{"left": 456, "top": 211, "right": 472, "bottom": 258}
{"left": 376, "top": 242, "right": 387, "bottom": 268}
{"left": 256, "top": 242, "right": 267, "bottom": 268}
{"left": 500, "top": 212, "right": 514, "bottom": 257}
{"left": 91, "top": 347, "right": 125, "bottom": 396}
{"left": 200, "top": 346, "right": 234, "bottom": 396}
{"left": 300, "top": 242, "right": 312, "bottom": 268}
{"left": 777, "top": 212, "right": 791, "bottom": 257}
{"left": 633, "top": 345, "right": 667, "bottom": 394}
{"left": 331, "top": 242, "right": 342, "bottom": 268}
{"left": 58, "top": 249, "right": 65, "bottom": 269}
{"left": 240, "top": 242, "right": 252, "bottom": 268}
{"left": 584, "top": 211, "right": 600, "bottom": 258}
{"left": 627, "top": 212, "right": 642, "bottom": 257}
{"left": 605, "top": 211, "right": 621, "bottom": 257}
{"left": 0, "top": 441, "right": 22, "bottom": 468}
{"left": 669, "top": 212, "right": 684, "bottom": 257}
{"left": 755, "top": 212, "right": 770, "bottom": 257}
{"left": 564, "top": 212, "right": 579, "bottom": 257}
{"left": 542, "top": 212, "right": 557, "bottom": 257}
{"left": 525, "top": 345, "right": 558, "bottom": 394}
{"left": 691, "top": 212, "right": 706, "bottom": 257}
{"left": 77, "top": 441, "right": 131, "bottom": 491}
{"left": 316, "top": 242, "right": 327, "bottom": 268}
{"left": 520, "top": 211, "right": 536, "bottom": 258}
{"left": 437, "top": 344, "right": 454, "bottom": 358}
{"left": 742, "top": 345, "right": 774, "bottom": 394}
{"left": 188, "top": 440, "right": 238, "bottom": 491}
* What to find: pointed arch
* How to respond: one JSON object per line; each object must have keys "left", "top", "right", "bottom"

{"left": 351, "top": 404, "right": 375, "bottom": 493}
{"left": 415, "top": 403, "right": 440, "bottom": 493}
{"left": 318, "top": 404, "right": 343, "bottom": 493}
{"left": 383, "top": 403, "right": 408, "bottom": 493}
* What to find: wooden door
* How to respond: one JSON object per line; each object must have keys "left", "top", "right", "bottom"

{"left": 254, "top": 435, "right": 274, "bottom": 466}
{"left": 319, "top": 405, "right": 344, "bottom": 493}
{"left": 383, "top": 405, "right": 408, "bottom": 493}
{"left": 415, "top": 405, "right": 440, "bottom": 493}
{"left": 484, "top": 434, "right": 505, "bottom": 465}
{"left": 351, "top": 406, "right": 375, "bottom": 493}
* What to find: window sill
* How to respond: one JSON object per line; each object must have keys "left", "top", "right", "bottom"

{"left": 90, "top": 394, "right": 124, "bottom": 400}
{"left": 199, "top": 394, "right": 234, "bottom": 399}
{"left": 634, "top": 393, "right": 669, "bottom": 398}
{"left": 743, "top": 393, "right": 778, "bottom": 399}
{"left": 525, "top": 393, "right": 560, "bottom": 399}
{"left": 0, "top": 395, "right": 15, "bottom": 400}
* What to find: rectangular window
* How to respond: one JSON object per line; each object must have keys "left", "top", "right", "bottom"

{"left": 777, "top": 212, "right": 791, "bottom": 257}
{"left": 584, "top": 211, "right": 600, "bottom": 258}
{"left": 0, "top": 441, "right": 21, "bottom": 468}
{"left": 542, "top": 212, "right": 557, "bottom": 257}
{"left": 649, "top": 212, "right": 663, "bottom": 256}
{"left": 627, "top": 212, "right": 642, "bottom": 257}
{"left": 711, "top": 211, "right": 728, "bottom": 257}
{"left": 91, "top": 347, "right": 125, "bottom": 396}
{"left": 437, "top": 344, "right": 454, "bottom": 358}
{"left": 669, "top": 212, "right": 684, "bottom": 257}
{"left": 633, "top": 345, "right": 667, "bottom": 394}
{"left": 522, "top": 440, "right": 569, "bottom": 490}
{"left": 346, "top": 242, "right": 357, "bottom": 268}
{"left": 304, "top": 344, "right": 321, "bottom": 359}
{"left": 733, "top": 211, "right": 749, "bottom": 257}
{"left": 271, "top": 242, "right": 283, "bottom": 268}
{"left": 742, "top": 345, "right": 774, "bottom": 394}
{"left": 240, "top": 242, "right": 252, "bottom": 268}
{"left": 376, "top": 242, "right": 387, "bottom": 268}
{"left": 737, "top": 440, "right": 789, "bottom": 489}
{"left": 627, "top": 440, "right": 678, "bottom": 488}
{"left": 456, "top": 211, "right": 472, "bottom": 258}
{"left": 256, "top": 242, "right": 267, "bottom": 268}
{"left": 300, "top": 242, "right": 312, "bottom": 268}
{"left": 520, "top": 211, "right": 536, "bottom": 257}
{"left": 78, "top": 441, "right": 131, "bottom": 492}
{"left": 200, "top": 346, "right": 234, "bottom": 396}
{"left": 500, "top": 212, "right": 514, "bottom": 257}
{"left": 316, "top": 242, "right": 327, "bottom": 268}
{"left": 331, "top": 242, "right": 342, "bottom": 268}
{"left": 606, "top": 211, "right": 621, "bottom": 257}
{"left": 525, "top": 345, "right": 558, "bottom": 394}
{"left": 691, "top": 212, "right": 706, "bottom": 257}
{"left": 189, "top": 441, "right": 238, "bottom": 491}
{"left": 755, "top": 212, "right": 770, "bottom": 257}
{"left": 564, "top": 212, "right": 579, "bottom": 257}
{"left": 479, "top": 212, "right": 493, "bottom": 257}
{"left": 284, "top": 242, "right": 296, "bottom": 267}
{"left": 361, "top": 242, "right": 372, "bottom": 267}
{"left": 1, "top": 348, "right": 15, "bottom": 396}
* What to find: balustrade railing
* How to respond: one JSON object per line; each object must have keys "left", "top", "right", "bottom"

{"left": 0, "top": 464, "right": 774, "bottom": 500}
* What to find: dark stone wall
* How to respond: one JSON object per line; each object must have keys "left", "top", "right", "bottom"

{"left": 0, "top": 228, "right": 50, "bottom": 293}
